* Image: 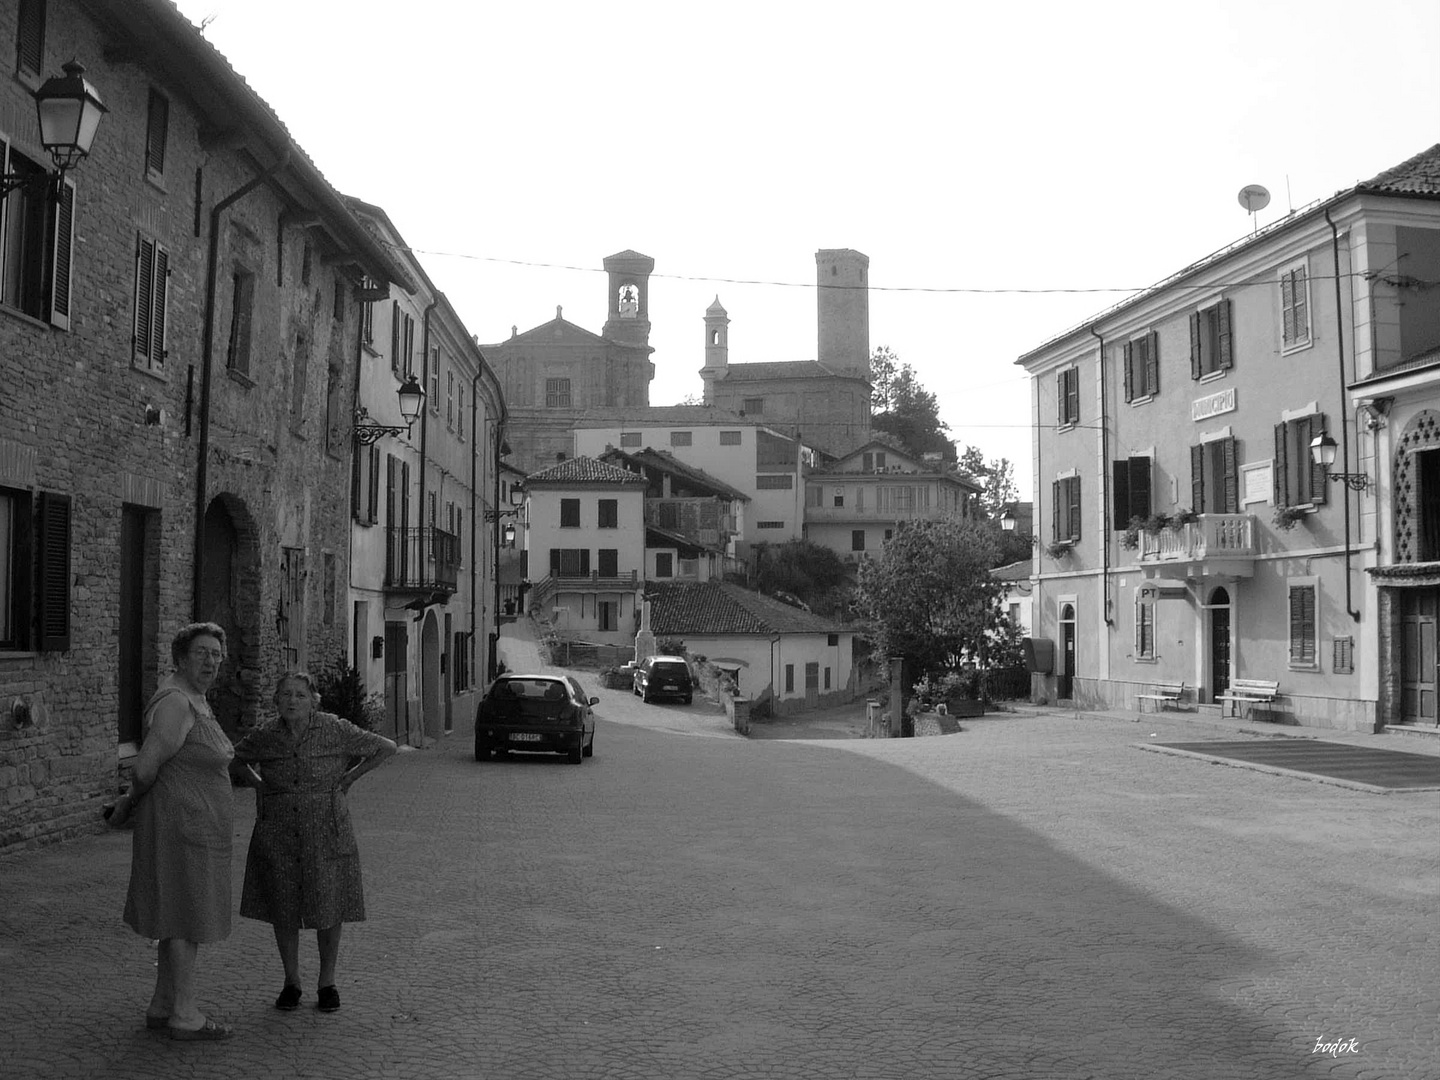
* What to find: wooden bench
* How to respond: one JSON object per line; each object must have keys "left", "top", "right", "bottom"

{"left": 1218, "top": 679, "right": 1281, "bottom": 719}
{"left": 1136, "top": 682, "right": 1186, "bottom": 713}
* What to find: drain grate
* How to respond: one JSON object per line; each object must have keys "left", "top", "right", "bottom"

{"left": 1146, "top": 739, "right": 1440, "bottom": 791}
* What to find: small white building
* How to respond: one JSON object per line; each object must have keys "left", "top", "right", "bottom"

{"left": 992, "top": 559, "right": 1034, "bottom": 637}
{"left": 646, "top": 582, "right": 856, "bottom": 715}
{"left": 522, "top": 456, "right": 648, "bottom": 644}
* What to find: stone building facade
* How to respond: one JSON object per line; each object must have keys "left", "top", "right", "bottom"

{"left": 0, "top": 0, "right": 411, "bottom": 852}
{"left": 484, "top": 250, "right": 656, "bottom": 473}
{"left": 700, "top": 249, "right": 873, "bottom": 458}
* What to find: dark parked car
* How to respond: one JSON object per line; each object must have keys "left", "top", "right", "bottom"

{"left": 633, "top": 655, "right": 694, "bottom": 704}
{"left": 475, "top": 674, "right": 597, "bottom": 763}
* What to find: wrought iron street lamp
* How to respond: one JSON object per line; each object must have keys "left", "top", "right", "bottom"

{"left": 1, "top": 60, "right": 108, "bottom": 198}
{"left": 353, "top": 374, "right": 426, "bottom": 445}
{"left": 1309, "top": 431, "right": 1371, "bottom": 492}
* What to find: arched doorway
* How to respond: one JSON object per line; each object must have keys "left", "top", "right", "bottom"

{"left": 198, "top": 494, "right": 262, "bottom": 735}
{"left": 421, "top": 609, "right": 442, "bottom": 743}
{"left": 1058, "top": 602, "right": 1076, "bottom": 700}
{"left": 1208, "top": 587, "right": 1231, "bottom": 704}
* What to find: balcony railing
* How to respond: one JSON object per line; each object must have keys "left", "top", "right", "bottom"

{"left": 385, "top": 526, "right": 459, "bottom": 593}
{"left": 1138, "top": 513, "right": 1257, "bottom": 565}
{"left": 804, "top": 505, "right": 939, "bottom": 522}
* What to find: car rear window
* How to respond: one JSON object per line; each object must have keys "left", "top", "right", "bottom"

{"left": 494, "top": 678, "right": 568, "bottom": 701}
{"left": 652, "top": 662, "right": 689, "bottom": 679}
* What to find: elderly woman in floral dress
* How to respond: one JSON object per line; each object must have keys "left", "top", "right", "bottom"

{"left": 232, "top": 672, "right": 396, "bottom": 1013}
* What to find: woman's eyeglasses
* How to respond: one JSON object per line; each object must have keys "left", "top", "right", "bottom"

{"left": 189, "top": 648, "right": 225, "bottom": 661}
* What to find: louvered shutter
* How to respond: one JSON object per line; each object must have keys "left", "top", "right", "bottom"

{"left": 351, "top": 441, "right": 363, "bottom": 520}
{"left": 1112, "top": 459, "right": 1131, "bottom": 525}
{"left": 367, "top": 446, "right": 380, "bottom": 523}
{"left": 1146, "top": 331, "right": 1160, "bottom": 396}
{"left": 1189, "top": 312, "right": 1202, "bottom": 379}
{"left": 1130, "top": 456, "right": 1152, "bottom": 521}
{"left": 1273, "top": 422, "right": 1289, "bottom": 506}
{"left": 145, "top": 91, "right": 168, "bottom": 176}
{"left": 1122, "top": 342, "right": 1134, "bottom": 403}
{"left": 1221, "top": 437, "right": 1238, "bottom": 513}
{"left": 1067, "top": 476, "right": 1081, "bottom": 540}
{"left": 16, "top": 0, "right": 43, "bottom": 76}
{"left": 151, "top": 245, "right": 168, "bottom": 363}
{"left": 391, "top": 302, "right": 401, "bottom": 373}
{"left": 1289, "top": 587, "right": 1315, "bottom": 664}
{"left": 36, "top": 493, "right": 71, "bottom": 651}
{"left": 1052, "top": 480, "right": 1061, "bottom": 541}
{"left": 1066, "top": 368, "right": 1079, "bottom": 425}
{"left": 1308, "top": 414, "right": 1328, "bottom": 505}
{"left": 48, "top": 179, "right": 74, "bottom": 329}
{"left": 1056, "top": 372, "right": 1066, "bottom": 426}
{"left": 134, "top": 236, "right": 154, "bottom": 362}
{"left": 1281, "top": 274, "right": 1296, "bottom": 344}
{"left": 580, "top": 549, "right": 591, "bottom": 575}
{"left": 1217, "top": 300, "right": 1234, "bottom": 370}
{"left": 1191, "top": 443, "right": 1205, "bottom": 513}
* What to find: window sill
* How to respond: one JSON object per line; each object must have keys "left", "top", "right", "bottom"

{"left": 1057, "top": 422, "right": 1077, "bottom": 433}
{"left": 1133, "top": 655, "right": 1158, "bottom": 664}
{"left": 144, "top": 171, "right": 167, "bottom": 195}
{"left": 1287, "top": 662, "right": 1320, "bottom": 673}
{"left": 13, "top": 69, "right": 41, "bottom": 93}
{"left": 129, "top": 361, "right": 169, "bottom": 384}
{"left": 0, "top": 303, "right": 55, "bottom": 333}
{"left": 1128, "top": 394, "right": 1154, "bottom": 407}
{"left": 1198, "top": 369, "right": 1228, "bottom": 384}
{"left": 1280, "top": 338, "right": 1313, "bottom": 357}
{"left": 0, "top": 650, "right": 39, "bottom": 664}
{"left": 227, "top": 368, "right": 255, "bottom": 389}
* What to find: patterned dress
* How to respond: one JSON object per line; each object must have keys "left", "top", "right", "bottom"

{"left": 123, "top": 677, "right": 235, "bottom": 943}
{"left": 234, "top": 712, "right": 389, "bottom": 929}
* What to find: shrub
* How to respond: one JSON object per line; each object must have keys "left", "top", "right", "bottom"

{"left": 313, "top": 663, "right": 383, "bottom": 732}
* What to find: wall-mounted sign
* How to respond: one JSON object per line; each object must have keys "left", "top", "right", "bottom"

{"left": 1192, "top": 387, "right": 1236, "bottom": 421}
{"left": 1242, "top": 462, "right": 1273, "bottom": 506}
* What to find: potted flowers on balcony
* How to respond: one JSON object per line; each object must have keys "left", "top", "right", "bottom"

{"left": 1120, "top": 516, "right": 1145, "bottom": 550}
{"left": 1272, "top": 504, "right": 1309, "bottom": 531}
{"left": 1171, "top": 507, "right": 1199, "bottom": 526}
{"left": 1044, "top": 538, "right": 1075, "bottom": 559}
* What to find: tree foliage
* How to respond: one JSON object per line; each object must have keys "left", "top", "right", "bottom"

{"left": 869, "top": 348, "right": 953, "bottom": 461}
{"left": 853, "top": 518, "right": 1006, "bottom": 682}
{"left": 754, "top": 540, "right": 850, "bottom": 612}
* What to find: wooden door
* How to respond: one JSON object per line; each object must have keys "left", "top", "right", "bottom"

{"left": 1401, "top": 588, "right": 1438, "bottom": 725}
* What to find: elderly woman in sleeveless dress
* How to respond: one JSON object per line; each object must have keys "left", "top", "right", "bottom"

{"left": 233, "top": 672, "right": 397, "bottom": 1013}
{"left": 108, "top": 622, "right": 235, "bottom": 1041}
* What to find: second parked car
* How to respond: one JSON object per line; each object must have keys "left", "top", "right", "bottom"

{"left": 633, "top": 655, "right": 694, "bottom": 704}
{"left": 475, "top": 674, "right": 597, "bottom": 763}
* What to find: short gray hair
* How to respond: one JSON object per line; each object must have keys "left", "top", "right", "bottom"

{"left": 171, "top": 622, "right": 227, "bottom": 665}
{"left": 273, "top": 671, "right": 322, "bottom": 709}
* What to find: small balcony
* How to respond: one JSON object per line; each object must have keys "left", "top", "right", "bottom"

{"left": 385, "top": 526, "right": 459, "bottom": 595}
{"left": 1137, "top": 513, "right": 1257, "bottom": 577}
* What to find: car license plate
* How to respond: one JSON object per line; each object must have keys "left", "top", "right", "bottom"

{"left": 663, "top": 684, "right": 679, "bottom": 691}
{"left": 509, "top": 732, "right": 543, "bottom": 742}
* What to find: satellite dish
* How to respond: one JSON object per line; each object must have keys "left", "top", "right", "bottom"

{"left": 1237, "top": 185, "right": 1271, "bottom": 213}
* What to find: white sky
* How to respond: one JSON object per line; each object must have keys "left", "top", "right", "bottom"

{"left": 171, "top": 0, "right": 1440, "bottom": 499}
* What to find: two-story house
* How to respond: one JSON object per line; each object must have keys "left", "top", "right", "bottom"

{"left": 802, "top": 439, "right": 981, "bottom": 563}
{"left": 1016, "top": 142, "right": 1440, "bottom": 732}
{"left": 521, "top": 457, "right": 648, "bottom": 644}
{"left": 0, "top": 0, "right": 410, "bottom": 852}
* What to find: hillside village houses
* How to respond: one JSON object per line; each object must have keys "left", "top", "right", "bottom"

{"left": 0, "top": 0, "right": 505, "bottom": 854}
{"left": 1018, "top": 142, "right": 1440, "bottom": 733}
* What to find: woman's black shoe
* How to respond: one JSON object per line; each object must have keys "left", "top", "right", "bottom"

{"left": 274, "top": 984, "right": 302, "bottom": 1010}
{"left": 317, "top": 986, "right": 340, "bottom": 1012}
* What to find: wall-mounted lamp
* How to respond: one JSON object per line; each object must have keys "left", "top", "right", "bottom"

{"left": 1, "top": 60, "right": 108, "bottom": 199}
{"left": 1309, "top": 431, "right": 1371, "bottom": 492}
{"left": 353, "top": 374, "right": 425, "bottom": 445}
{"left": 487, "top": 485, "right": 525, "bottom": 545}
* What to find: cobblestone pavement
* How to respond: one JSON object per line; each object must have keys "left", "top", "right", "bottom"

{"left": 1, "top": 630, "right": 1436, "bottom": 1079}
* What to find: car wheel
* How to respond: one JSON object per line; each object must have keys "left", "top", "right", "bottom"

{"left": 568, "top": 742, "right": 583, "bottom": 764}
{"left": 474, "top": 743, "right": 489, "bottom": 762}
{"left": 583, "top": 734, "right": 594, "bottom": 758}
{"left": 683, "top": 694, "right": 693, "bottom": 705}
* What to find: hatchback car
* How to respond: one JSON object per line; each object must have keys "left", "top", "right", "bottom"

{"left": 633, "top": 655, "right": 694, "bottom": 704}
{"left": 475, "top": 674, "right": 597, "bottom": 763}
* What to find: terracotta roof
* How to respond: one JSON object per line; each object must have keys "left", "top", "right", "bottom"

{"left": 645, "top": 525, "right": 708, "bottom": 554}
{"left": 1357, "top": 143, "right": 1440, "bottom": 197}
{"left": 600, "top": 447, "right": 750, "bottom": 501}
{"left": 573, "top": 405, "right": 750, "bottom": 426}
{"left": 524, "top": 456, "right": 647, "bottom": 486}
{"left": 718, "top": 360, "right": 866, "bottom": 383}
{"left": 646, "top": 582, "right": 848, "bottom": 636}
{"left": 991, "top": 559, "right": 1035, "bottom": 582}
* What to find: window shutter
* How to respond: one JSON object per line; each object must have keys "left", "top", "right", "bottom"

{"left": 134, "top": 236, "right": 154, "bottom": 361}
{"left": 1273, "top": 422, "right": 1289, "bottom": 506}
{"left": 550, "top": 548, "right": 561, "bottom": 575}
{"left": 1146, "top": 331, "right": 1160, "bottom": 396}
{"left": 1056, "top": 372, "right": 1066, "bottom": 425}
{"left": 1293, "top": 270, "right": 1308, "bottom": 343}
{"left": 390, "top": 302, "right": 401, "bottom": 372}
{"left": 1189, "top": 312, "right": 1202, "bottom": 380}
{"left": 580, "top": 548, "right": 591, "bottom": 575}
{"left": 16, "top": 0, "right": 43, "bottom": 76}
{"left": 598, "top": 549, "right": 618, "bottom": 577}
{"left": 1130, "top": 456, "right": 1152, "bottom": 521}
{"left": 151, "top": 245, "right": 168, "bottom": 362}
{"left": 1221, "top": 437, "right": 1238, "bottom": 513}
{"left": 1052, "top": 479, "right": 1061, "bottom": 541}
{"left": 1066, "top": 369, "right": 1079, "bottom": 425}
{"left": 1067, "top": 476, "right": 1081, "bottom": 540}
{"left": 386, "top": 454, "right": 397, "bottom": 526}
{"left": 367, "top": 446, "right": 380, "bottom": 523}
{"left": 1191, "top": 443, "right": 1205, "bottom": 513}
{"left": 1281, "top": 274, "right": 1296, "bottom": 344}
{"left": 351, "top": 440, "right": 362, "bottom": 519}
{"left": 145, "top": 91, "right": 168, "bottom": 176}
{"left": 1122, "top": 342, "right": 1134, "bottom": 403}
{"left": 1112, "top": 459, "right": 1131, "bottom": 525}
{"left": 1217, "top": 300, "right": 1234, "bottom": 370}
{"left": 36, "top": 493, "right": 72, "bottom": 651}
{"left": 1305, "top": 414, "right": 1328, "bottom": 505}
{"left": 1289, "top": 587, "right": 1315, "bottom": 664}
{"left": 48, "top": 179, "right": 75, "bottom": 329}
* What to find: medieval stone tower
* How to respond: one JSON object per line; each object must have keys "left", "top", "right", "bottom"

{"left": 815, "top": 248, "right": 870, "bottom": 383}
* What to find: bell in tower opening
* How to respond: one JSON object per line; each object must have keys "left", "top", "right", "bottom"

{"left": 618, "top": 283, "right": 639, "bottom": 318}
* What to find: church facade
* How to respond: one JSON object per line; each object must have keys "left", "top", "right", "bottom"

{"left": 700, "top": 249, "right": 873, "bottom": 458}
